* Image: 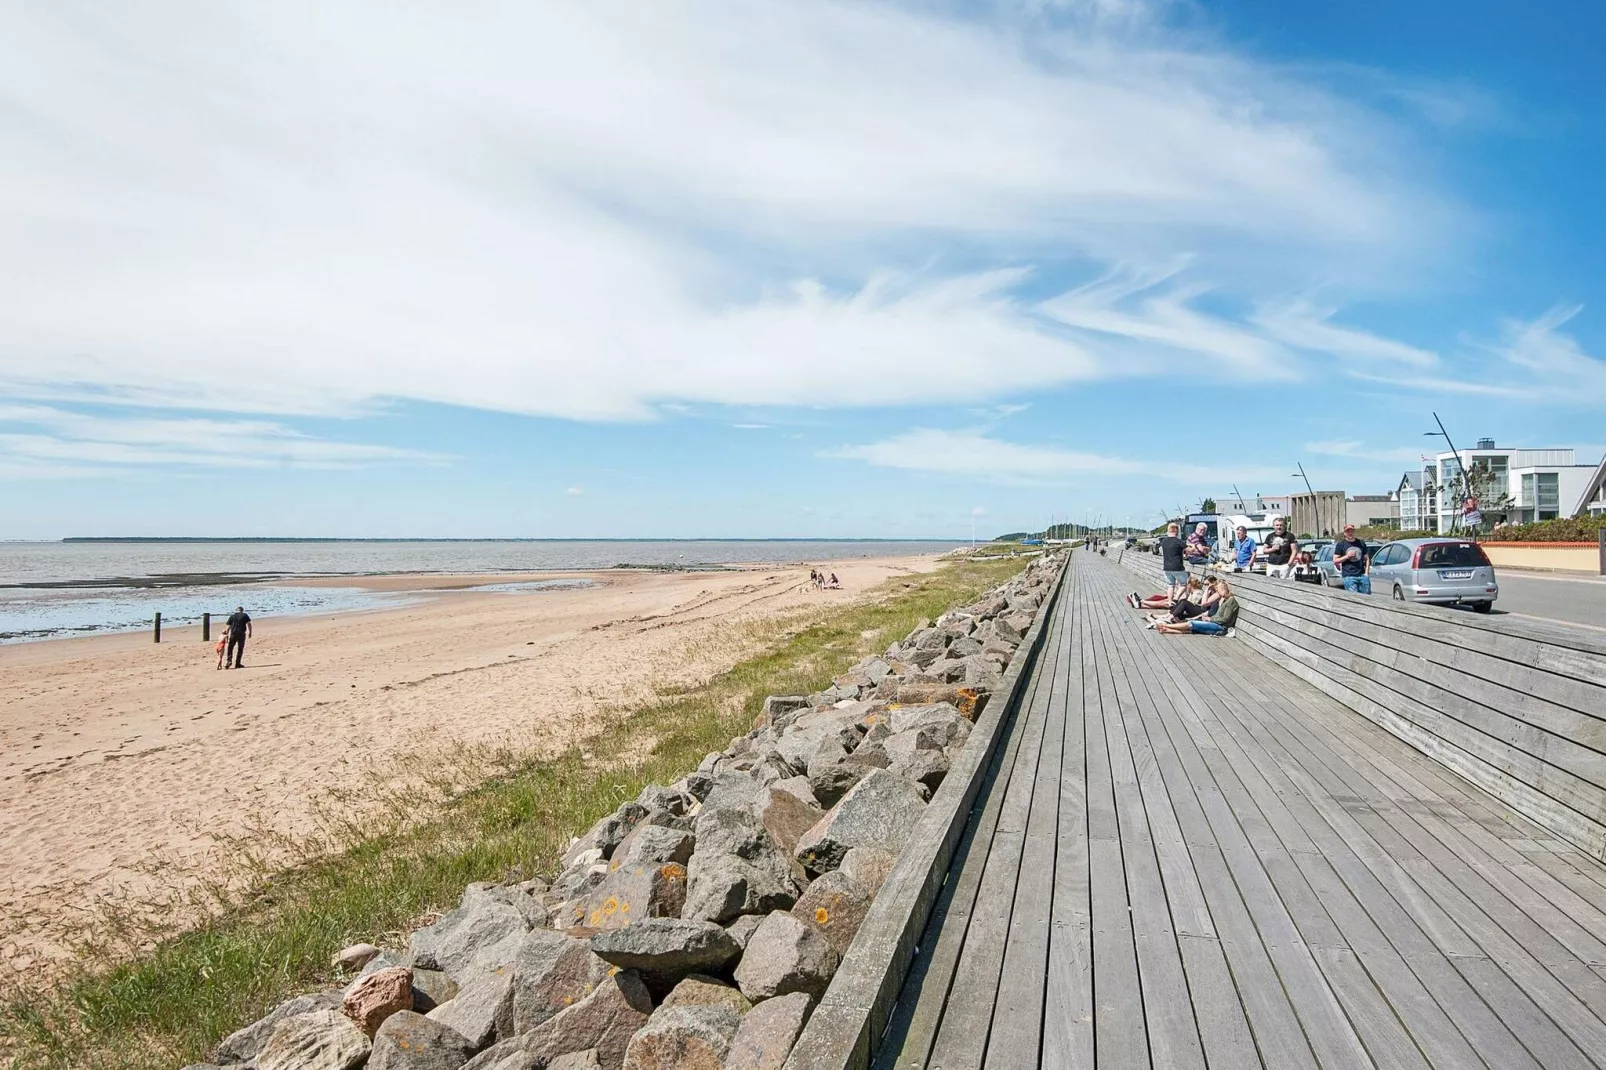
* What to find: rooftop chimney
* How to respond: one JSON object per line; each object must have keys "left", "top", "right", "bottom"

{"left": 1476, "top": 437, "right": 1495, "bottom": 450}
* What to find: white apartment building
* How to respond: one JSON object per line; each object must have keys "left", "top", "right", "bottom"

{"left": 1199, "top": 493, "right": 1293, "bottom": 516}
{"left": 1418, "top": 439, "right": 1602, "bottom": 533}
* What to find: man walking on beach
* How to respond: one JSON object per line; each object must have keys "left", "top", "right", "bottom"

{"left": 1333, "top": 524, "right": 1372, "bottom": 595}
{"left": 224, "top": 605, "right": 252, "bottom": 668}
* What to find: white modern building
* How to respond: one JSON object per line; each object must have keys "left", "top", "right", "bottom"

{"left": 1396, "top": 472, "right": 1425, "bottom": 530}
{"left": 1418, "top": 439, "right": 1603, "bottom": 533}
{"left": 1199, "top": 493, "right": 1293, "bottom": 517}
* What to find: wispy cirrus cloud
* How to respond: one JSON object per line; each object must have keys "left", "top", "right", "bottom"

{"left": 1304, "top": 439, "right": 1428, "bottom": 464}
{"left": 0, "top": 1, "right": 1452, "bottom": 425}
{"left": 824, "top": 427, "right": 1287, "bottom": 486}
{"left": 0, "top": 406, "right": 446, "bottom": 478}
{"left": 1349, "top": 304, "right": 1606, "bottom": 404}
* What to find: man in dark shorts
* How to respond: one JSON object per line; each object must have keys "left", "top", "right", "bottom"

{"left": 1153, "top": 522, "right": 1188, "bottom": 601}
{"left": 1332, "top": 524, "right": 1372, "bottom": 595}
{"left": 224, "top": 605, "right": 252, "bottom": 668}
{"left": 1262, "top": 517, "right": 1299, "bottom": 579}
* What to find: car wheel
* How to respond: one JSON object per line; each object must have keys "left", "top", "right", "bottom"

{"left": 1472, "top": 601, "right": 1493, "bottom": 614}
{"left": 1392, "top": 584, "right": 1405, "bottom": 602}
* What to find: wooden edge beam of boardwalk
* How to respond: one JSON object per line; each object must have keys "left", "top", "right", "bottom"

{"left": 810, "top": 548, "right": 1606, "bottom": 1070}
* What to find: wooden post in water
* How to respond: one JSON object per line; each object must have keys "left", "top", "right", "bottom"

{"left": 153, "top": 612, "right": 162, "bottom": 643}
{"left": 202, "top": 612, "right": 211, "bottom": 642}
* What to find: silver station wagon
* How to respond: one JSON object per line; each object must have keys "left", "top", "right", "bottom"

{"left": 1368, "top": 537, "right": 1499, "bottom": 613}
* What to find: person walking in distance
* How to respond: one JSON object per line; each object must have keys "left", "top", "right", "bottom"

{"left": 1333, "top": 524, "right": 1372, "bottom": 595}
{"left": 1262, "top": 517, "right": 1299, "bottom": 579}
{"left": 224, "top": 605, "right": 252, "bottom": 668}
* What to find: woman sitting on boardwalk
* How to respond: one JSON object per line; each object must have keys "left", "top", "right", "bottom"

{"left": 1152, "top": 578, "right": 1239, "bottom": 635}
{"left": 1127, "top": 575, "right": 1204, "bottom": 612}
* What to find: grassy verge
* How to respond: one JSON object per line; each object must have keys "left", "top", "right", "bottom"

{"left": 0, "top": 555, "right": 1028, "bottom": 1070}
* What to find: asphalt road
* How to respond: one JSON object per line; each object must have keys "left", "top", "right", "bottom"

{"left": 1485, "top": 569, "right": 1606, "bottom": 631}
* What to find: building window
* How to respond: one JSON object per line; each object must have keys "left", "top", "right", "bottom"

{"left": 1538, "top": 472, "right": 1559, "bottom": 520}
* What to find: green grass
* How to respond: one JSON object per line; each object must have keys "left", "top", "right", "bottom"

{"left": 0, "top": 555, "right": 1026, "bottom": 1070}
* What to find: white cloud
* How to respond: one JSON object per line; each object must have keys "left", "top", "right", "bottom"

{"left": 1305, "top": 439, "right": 1428, "bottom": 464}
{"left": 0, "top": 2, "right": 1447, "bottom": 423}
{"left": 1493, "top": 305, "right": 1606, "bottom": 400}
{"left": 0, "top": 405, "right": 443, "bottom": 477}
{"left": 565, "top": 486, "right": 584, "bottom": 496}
{"left": 1253, "top": 300, "right": 1438, "bottom": 367}
{"left": 1350, "top": 305, "right": 1606, "bottom": 404}
{"left": 825, "top": 427, "right": 1286, "bottom": 485}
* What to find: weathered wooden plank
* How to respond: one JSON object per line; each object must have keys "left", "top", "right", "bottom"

{"left": 873, "top": 618, "right": 1048, "bottom": 1069}
{"left": 1235, "top": 586, "right": 1606, "bottom": 732}
{"left": 1089, "top": 587, "right": 1260, "bottom": 1068}
{"left": 1187, "top": 639, "right": 1606, "bottom": 1067}
{"left": 1244, "top": 599, "right": 1606, "bottom": 792}
{"left": 1174, "top": 641, "right": 1538, "bottom": 1069}
{"left": 1083, "top": 587, "right": 1151, "bottom": 1069}
{"left": 924, "top": 581, "right": 1064, "bottom": 1067}
{"left": 1238, "top": 621, "right": 1606, "bottom": 859}
{"left": 1090, "top": 578, "right": 1321, "bottom": 1069}
{"left": 1222, "top": 563, "right": 1606, "bottom": 669}
{"left": 1041, "top": 587, "right": 1094, "bottom": 1068}
{"left": 985, "top": 583, "right": 1075, "bottom": 1066}
{"left": 1090, "top": 600, "right": 1206, "bottom": 1069}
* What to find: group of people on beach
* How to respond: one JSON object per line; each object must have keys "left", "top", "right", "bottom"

{"left": 807, "top": 568, "right": 841, "bottom": 591}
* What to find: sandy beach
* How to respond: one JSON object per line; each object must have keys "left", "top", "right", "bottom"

{"left": 0, "top": 554, "right": 940, "bottom": 976}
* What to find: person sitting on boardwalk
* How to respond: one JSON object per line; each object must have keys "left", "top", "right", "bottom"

{"left": 1128, "top": 575, "right": 1201, "bottom": 611}
{"left": 1153, "top": 579, "right": 1239, "bottom": 635}
{"left": 1184, "top": 522, "right": 1214, "bottom": 565}
{"left": 1147, "top": 575, "right": 1222, "bottom": 625}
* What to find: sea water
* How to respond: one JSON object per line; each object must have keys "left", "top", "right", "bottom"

{"left": 0, "top": 540, "right": 962, "bottom": 643}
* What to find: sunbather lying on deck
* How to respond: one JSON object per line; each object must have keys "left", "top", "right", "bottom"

{"left": 1127, "top": 575, "right": 1202, "bottom": 611}
{"left": 1151, "top": 580, "right": 1239, "bottom": 635}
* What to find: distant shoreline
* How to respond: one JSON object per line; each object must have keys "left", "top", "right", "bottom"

{"left": 57, "top": 537, "right": 969, "bottom": 544}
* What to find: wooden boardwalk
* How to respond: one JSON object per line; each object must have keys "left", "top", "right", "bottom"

{"left": 875, "top": 551, "right": 1606, "bottom": 1069}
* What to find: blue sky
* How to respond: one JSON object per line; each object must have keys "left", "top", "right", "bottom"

{"left": 3, "top": 0, "right": 1603, "bottom": 539}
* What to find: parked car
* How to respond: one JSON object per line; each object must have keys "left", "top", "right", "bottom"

{"left": 1368, "top": 538, "right": 1498, "bottom": 612}
{"left": 1310, "top": 542, "right": 1342, "bottom": 586}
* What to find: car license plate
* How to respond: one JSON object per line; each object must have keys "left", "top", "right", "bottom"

{"left": 1440, "top": 570, "right": 1473, "bottom": 580}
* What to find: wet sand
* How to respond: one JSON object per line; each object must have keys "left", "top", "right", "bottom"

{"left": 0, "top": 555, "right": 938, "bottom": 975}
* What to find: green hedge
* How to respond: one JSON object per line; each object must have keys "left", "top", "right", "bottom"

{"left": 1490, "top": 516, "right": 1606, "bottom": 543}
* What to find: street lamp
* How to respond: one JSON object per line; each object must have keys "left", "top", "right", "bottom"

{"left": 1424, "top": 410, "right": 1469, "bottom": 534}
{"left": 1291, "top": 463, "right": 1322, "bottom": 536}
